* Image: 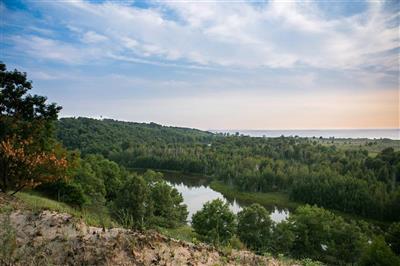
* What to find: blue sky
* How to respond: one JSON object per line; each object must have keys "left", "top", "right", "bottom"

{"left": 1, "top": 0, "right": 399, "bottom": 129}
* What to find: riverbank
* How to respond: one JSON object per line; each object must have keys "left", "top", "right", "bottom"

{"left": 209, "top": 181, "right": 299, "bottom": 211}
{"left": 210, "top": 181, "right": 390, "bottom": 228}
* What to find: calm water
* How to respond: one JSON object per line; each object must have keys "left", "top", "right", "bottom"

{"left": 163, "top": 173, "right": 289, "bottom": 224}
{"left": 212, "top": 129, "right": 400, "bottom": 140}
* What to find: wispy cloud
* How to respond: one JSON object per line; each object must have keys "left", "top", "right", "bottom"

{"left": 4, "top": 0, "right": 398, "bottom": 70}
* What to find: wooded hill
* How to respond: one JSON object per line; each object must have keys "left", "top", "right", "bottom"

{"left": 56, "top": 117, "right": 400, "bottom": 222}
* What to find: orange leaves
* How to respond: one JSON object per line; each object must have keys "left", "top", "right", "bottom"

{"left": 0, "top": 135, "right": 69, "bottom": 189}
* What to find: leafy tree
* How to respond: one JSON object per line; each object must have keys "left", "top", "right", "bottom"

{"left": 192, "top": 199, "right": 236, "bottom": 246}
{"left": 1, "top": 138, "right": 69, "bottom": 194}
{"left": 84, "top": 154, "right": 124, "bottom": 201}
{"left": 149, "top": 179, "right": 188, "bottom": 228}
{"left": 386, "top": 222, "right": 400, "bottom": 256}
{"left": 359, "top": 237, "right": 400, "bottom": 266}
{"left": 237, "top": 203, "right": 272, "bottom": 253}
{"left": 270, "top": 220, "right": 295, "bottom": 255}
{"left": 74, "top": 160, "right": 106, "bottom": 205}
{"left": 143, "top": 169, "right": 164, "bottom": 184}
{"left": 289, "top": 205, "right": 365, "bottom": 264}
{"left": 0, "top": 62, "right": 66, "bottom": 193}
{"left": 113, "top": 174, "right": 150, "bottom": 229}
{"left": 36, "top": 179, "right": 87, "bottom": 207}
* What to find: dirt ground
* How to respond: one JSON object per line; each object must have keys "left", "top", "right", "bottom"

{"left": 0, "top": 193, "right": 297, "bottom": 266}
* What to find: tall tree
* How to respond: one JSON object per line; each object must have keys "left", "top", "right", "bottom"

{"left": 237, "top": 203, "right": 272, "bottom": 253}
{"left": 0, "top": 62, "right": 66, "bottom": 193}
{"left": 113, "top": 174, "right": 150, "bottom": 229}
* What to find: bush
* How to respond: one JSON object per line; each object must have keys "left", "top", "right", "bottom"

{"left": 192, "top": 199, "right": 236, "bottom": 246}
{"left": 237, "top": 203, "right": 272, "bottom": 253}
{"left": 36, "top": 180, "right": 87, "bottom": 207}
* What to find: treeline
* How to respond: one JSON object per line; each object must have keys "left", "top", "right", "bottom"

{"left": 57, "top": 117, "right": 213, "bottom": 157}
{"left": 57, "top": 118, "right": 400, "bottom": 221}
{"left": 191, "top": 199, "right": 400, "bottom": 265}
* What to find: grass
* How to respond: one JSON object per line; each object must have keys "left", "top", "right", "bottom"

{"left": 315, "top": 138, "right": 400, "bottom": 156}
{"left": 15, "top": 191, "right": 114, "bottom": 227}
{"left": 156, "top": 225, "right": 197, "bottom": 243}
{"left": 210, "top": 181, "right": 299, "bottom": 211}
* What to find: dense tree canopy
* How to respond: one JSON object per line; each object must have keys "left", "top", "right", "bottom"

{"left": 57, "top": 118, "right": 400, "bottom": 222}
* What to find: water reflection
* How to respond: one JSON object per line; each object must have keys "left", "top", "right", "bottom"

{"left": 162, "top": 173, "right": 289, "bottom": 224}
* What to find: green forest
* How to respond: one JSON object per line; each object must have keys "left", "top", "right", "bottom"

{"left": 57, "top": 116, "right": 400, "bottom": 222}
{"left": 1, "top": 63, "right": 400, "bottom": 265}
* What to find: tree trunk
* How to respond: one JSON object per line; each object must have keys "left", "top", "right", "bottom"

{"left": 10, "top": 184, "right": 25, "bottom": 196}
{"left": 0, "top": 158, "right": 8, "bottom": 192}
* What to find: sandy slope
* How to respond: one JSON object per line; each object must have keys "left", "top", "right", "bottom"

{"left": 0, "top": 194, "right": 297, "bottom": 266}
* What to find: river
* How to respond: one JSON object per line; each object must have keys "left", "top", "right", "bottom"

{"left": 162, "top": 173, "right": 289, "bottom": 224}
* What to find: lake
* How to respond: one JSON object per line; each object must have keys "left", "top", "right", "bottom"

{"left": 163, "top": 173, "right": 289, "bottom": 224}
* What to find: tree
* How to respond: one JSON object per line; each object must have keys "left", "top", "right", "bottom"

{"left": 149, "top": 180, "right": 188, "bottom": 228}
{"left": 359, "top": 237, "right": 400, "bottom": 266}
{"left": 84, "top": 154, "right": 123, "bottom": 201}
{"left": 113, "top": 174, "right": 150, "bottom": 229}
{"left": 386, "top": 222, "right": 400, "bottom": 256}
{"left": 237, "top": 203, "right": 272, "bottom": 253}
{"left": 1, "top": 135, "right": 69, "bottom": 194}
{"left": 270, "top": 221, "right": 295, "bottom": 255}
{"left": 36, "top": 179, "right": 87, "bottom": 207}
{"left": 192, "top": 199, "right": 236, "bottom": 246}
{"left": 289, "top": 205, "right": 365, "bottom": 264}
{"left": 0, "top": 62, "right": 65, "bottom": 193}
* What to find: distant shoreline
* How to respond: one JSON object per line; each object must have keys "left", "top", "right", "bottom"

{"left": 211, "top": 128, "right": 400, "bottom": 140}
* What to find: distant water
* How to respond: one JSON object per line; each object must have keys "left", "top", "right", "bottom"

{"left": 211, "top": 129, "right": 400, "bottom": 140}
{"left": 163, "top": 173, "right": 289, "bottom": 224}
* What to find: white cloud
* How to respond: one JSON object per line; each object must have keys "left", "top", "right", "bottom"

{"left": 11, "top": 35, "right": 86, "bottom": 64}
{"left": 81, "top": 31, "right": 108, "bottom": 43}
{"left": 5, "top": 1, "right": 399, "bottom": 70}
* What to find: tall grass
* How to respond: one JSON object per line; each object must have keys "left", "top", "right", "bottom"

{"left": 156, "top": 225, "right": 197, "bottom": 243}
{"left": 15, "top": 192, "right": 113, "bottom": 227}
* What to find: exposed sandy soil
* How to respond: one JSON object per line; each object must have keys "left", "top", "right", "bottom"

{"left": 0, "top": 194, "right": 297, "bottom": 266}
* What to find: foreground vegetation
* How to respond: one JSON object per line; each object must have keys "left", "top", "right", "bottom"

{"left": 190, "top": 199, "right": 400, "bottom": 265}
{"left": 15, "top": 192, "right": 114, "bottom": 227}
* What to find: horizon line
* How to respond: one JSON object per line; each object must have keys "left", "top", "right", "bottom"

{"left": 59, "top": 116, "right": 399, "bottom": 132}
{"left": 210, "top": 128, "right": 400, "bottom": 131}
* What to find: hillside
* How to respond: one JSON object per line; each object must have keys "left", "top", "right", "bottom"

{"left": 56, "top": 117, "right": 214, "bottom": 156}
{"left": 0, "top": 193, "right": 298, "bottom": 266}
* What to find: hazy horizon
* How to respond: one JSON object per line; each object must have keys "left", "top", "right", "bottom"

{"left": 60, "top": 115, "right": 400, "bottom": 132}
{"left": 2, "top": 0, "right": 399, "bottom": 130}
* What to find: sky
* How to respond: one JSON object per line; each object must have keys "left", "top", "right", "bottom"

{"left": 1, "top": 0, "right": 399, "bottom": 130}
